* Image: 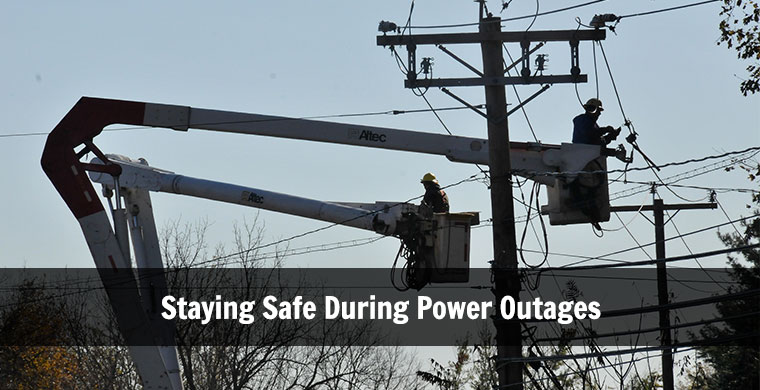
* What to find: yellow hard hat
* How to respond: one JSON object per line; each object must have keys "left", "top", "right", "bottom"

{"left": 421, "top": 172, "right": 438, "bottom": 183}
{"left": 584, "top": 98, "right": 604, "bottom": 112}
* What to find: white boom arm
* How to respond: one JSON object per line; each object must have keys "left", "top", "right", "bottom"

{"left": 90, "top": 155, "right": 404, "bottom": 235}
{"left": 41, "top": 97, "right": 613, "bottom": 390}
{"left": 143, "top": 100, "right": 605, "bottom": 186}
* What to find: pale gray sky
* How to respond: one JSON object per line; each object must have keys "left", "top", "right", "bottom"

{"left": 2, "top": 1, "right": 758, "bottom": 385}
{"left": 2, "top": 1, "right": 757, "bottom": 273}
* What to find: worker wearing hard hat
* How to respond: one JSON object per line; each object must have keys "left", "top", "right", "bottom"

{"left": 572, "top": 98, "right": 621, "bottom": 145}
{"left": 571, "top": 98, "right": 619, "bottom": 231}
{"left": 420, "top": 173, "right": 450, "bottom": 213}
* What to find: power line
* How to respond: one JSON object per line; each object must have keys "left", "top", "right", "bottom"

{"left": 0, "top": 104, "right": 487, "bottom": 139}
{"left": 502, "top": 44, "right": 540, "bottom": 142}
{"left": 611, "top": 180, "right": 759, "bottom": 195}
{"left": 716, "top": 197, "right": 746, "bottom": 237}
{"left": 662, "top": 203, "right": 730, "bottom": 292}
{"left": 525, "top": 0, "right": 540, "bottom": 32}
{"left": 608, "top": 149, "right": 760, "bottom": 201}
{"left": 225, "top": 236, "right": 388, "bottom": 265}
{"left": 617, "top": 0, "right": 720, "bottom": 20}
{"left": 545, "top": 242, "right": 759, "bottom": 272}
{"left": 533, "top": 310, "right": 760, "bottom": 344}
{"left": 526, "top": 270, "right": 735, "bottom": 285}
{"left": 8, "top": 170, "right": 486, "bottom": 292}
{"left": 549, "top": 214, "right": 758, "bottom": 268}
{"left": 407, "top": 1, "right": 608, "bottom": 30}
{"left": 191, "top": 172, "right": 486, "bottom": 267}
{"left": 512, "top": 146, "right": 760, "bottom": 178}
{"left": 0, "top": 127, "right": 152, "bottom": 138}
{"left": 3, "top": 242, "right": 752, "bottom": 310}
{"left": 497, "top": 333, "right": 755, "bottom": 364}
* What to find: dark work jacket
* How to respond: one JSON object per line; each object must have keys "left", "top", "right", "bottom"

{"left": 423, "top": 184, "right": 450, "bottom": 213}
{"left": 572, "top": 113, "right": 605, "bottom": 145}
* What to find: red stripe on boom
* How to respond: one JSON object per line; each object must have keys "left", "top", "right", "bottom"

{"left": 41, "top": 97, "right": 146, "bottom": 219}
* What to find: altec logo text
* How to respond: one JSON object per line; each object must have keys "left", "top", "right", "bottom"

{"left": 349, "top": 129, "right": 387, "bottom": 143}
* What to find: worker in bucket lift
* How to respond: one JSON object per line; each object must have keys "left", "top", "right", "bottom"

{"left": 572, "top": 98, "right": 621, "bottom": 145}
{"left": 420, "top": 173, "right": 450, "bottom": 213}
{"left": 571, "top": 98, "right": 620, "bottom": 230}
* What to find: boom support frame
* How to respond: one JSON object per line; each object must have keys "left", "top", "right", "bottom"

{"left": 41, "top": 97, "right": 616, "bottom": 389}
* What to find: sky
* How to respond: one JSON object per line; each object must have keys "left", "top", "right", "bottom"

{"left": 1, "top": 0, "right": 759, "bottom": 383}
{"left": 2, "top": 0, "right": 757, "bottom": 270}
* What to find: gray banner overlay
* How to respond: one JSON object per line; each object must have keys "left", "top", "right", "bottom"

{"left": 0, "top": 268, "right": 756, "bottom": 347}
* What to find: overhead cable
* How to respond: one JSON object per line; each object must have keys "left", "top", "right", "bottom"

{"left": 0, "top": 104, "right": 488, "bottom": 139}
{"left": 617, "top": 0, "right": 720, "bottom": 20}
{"left": 407, "top": 0, "right": 608, "bottom": 29}
{"left": 544, "top": 242, "right": 760, "bottom": 271}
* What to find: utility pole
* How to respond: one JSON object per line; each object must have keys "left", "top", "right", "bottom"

{"left": 610, "top": 193, "right": 716, "bottom": 390}
{"left": 377, "top": 8, "right": 604, "bottom": 390}
{"left": 653, "top": 197, "right": 673, "bottom": 390}
{"left": 479, "top": 15, "right": 522, "bottom": 389}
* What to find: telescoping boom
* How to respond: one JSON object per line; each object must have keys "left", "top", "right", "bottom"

{"left": 42, "top": 97, "right": 619, "bottom": 389}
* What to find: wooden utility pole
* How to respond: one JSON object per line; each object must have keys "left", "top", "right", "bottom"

{"left": 479, "top": 16, "right": 522, "bottom": 389}
{"left": 653, "top": 198, "right": 673, "bottom": 390}
{"left": 377, "top": 10, "right": 604, "bottom": 390}
{"left": 610, "top": 195, "right": 716, "bottom": 390}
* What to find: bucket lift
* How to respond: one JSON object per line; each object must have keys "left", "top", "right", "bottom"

{"left": 41, "top": 97, "right": 623, "bottom": 389}
{"left": 87, "top": 154, "right": 479, "bottom": 291}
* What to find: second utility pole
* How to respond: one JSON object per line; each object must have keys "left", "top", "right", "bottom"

{"left": 610, "top": 193, "right": 716, "bottom": 390}
{"left": 480, "top": 16, "right": 523, "bottom": 390}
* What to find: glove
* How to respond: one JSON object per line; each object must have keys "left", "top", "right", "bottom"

{"left": 607, "top": 127, "right": 621, "bottom": 140}
{"left": 601, "top": 127, "right": 621, "bottom": 145}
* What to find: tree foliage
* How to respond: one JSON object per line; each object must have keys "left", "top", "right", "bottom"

{"left": 696, "top": 163, "right": 759, "bottom": 388}
{"left": 0, "top": 282, "right": 80, "bottom": 390}
{"left": 719, "top": 0, "right": 760, "bottom": 95}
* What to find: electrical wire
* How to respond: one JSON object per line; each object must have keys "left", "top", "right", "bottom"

{"left": 546, "top": 242, "right": 760, "bottom": 272}
{"left": 496, "top": 333, "right": 756, "bottom": 363}
{"left": 502, "top": 44, "right": 540, "bottom": 142}
{"left": 527, "top": 270, "right": 736, "bottom": 285}
{"left": 533, "top": 310, "right": 760, "bottom": 344}
{"left": 597, "top": 37, "right": 726, "bottom": 205}
{"left": 517, "top": 181, "right": 548, "bottom": 270}
{"left": 597, "top": 41, "right": 631, "bottom": 133}
{"left": 0, "top": 105, "right": 492, "bottom": 139}
{"left": 417, "top": 87, "right": 492, "bottom": 181}
{"left": 663, "top": 204, "right": 730, "bottom": 293}
{"left": 617, "top": 0, "right": 720, "bottom": 20}
{"left": 0, "top": 237, "right": 394, "bottom": 292}
{"left": 602, "top": 191, "right": 649, "bottom": 232}
{"left": 716, "top": 196, "right": 746, "bottom": 237}
{"left": 3, "top": 242, "right": 753, "bottom": 312}
{"left": 521, "top": 285, "right": 601, "bottom": 384}
{"left": 610, "top": 180, "right": 759, "bottom": 196}
{"left": 545, "top": 214, "right": 758, "bottom": 268}
{"left": 120, "top": 145, "right": 756, "bottom": 274}
{"left": 406, "top": 0, "right": 608, "bottom": 30}
{"left": 511, "top": 146, "right": 760, "bottom": 179}
{"left": 649, "top": 167, "right": 712, "bottom": 203}
{"left": 390, "top": 46, "right": 492, "bottom": 181}
{"left": 224, "top": 236, "right": 388, "bottom": 265}
{"left": 608, "top": 149, "right": 760, "bottom": 201}
{"left": 192, "top": 172, "right": 486, "bottom": 268}
{"left": 525, "top": 0, "right": 540, "bottom": 32}
{"left": 592, "top": 39, "right": 599, "bottom": 99}
{"left": 614, "top": 212, "right": 653, "bottom": 260}
{"left": 610, "top": 147, "right": 758, "bottom": 203}
{"left": 401, "top": 0, "right": 415, "bottom": 36}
